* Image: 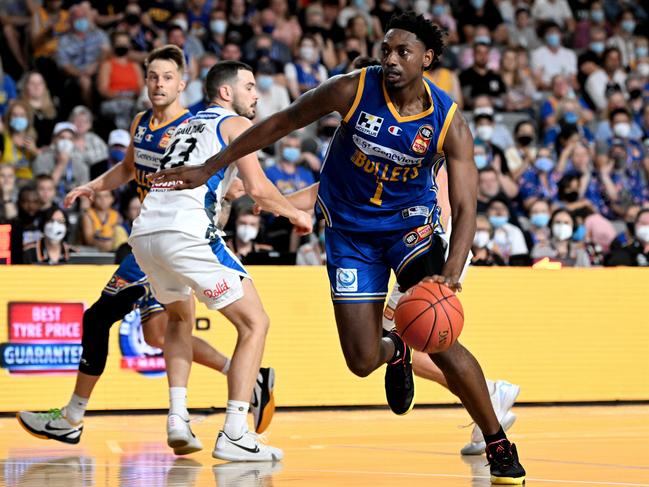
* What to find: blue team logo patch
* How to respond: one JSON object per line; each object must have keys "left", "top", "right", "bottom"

{"left": 134, "top": 126, "right": 146, "bottom": 143}
{"left": 355, "top": 111, "right": 384, "bottom": 137}
{"left": 336, "top": 268, "right": 358, "bottom": 292}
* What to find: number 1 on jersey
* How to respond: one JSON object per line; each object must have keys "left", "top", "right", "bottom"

{"left": 370, "top": 181, "right": 383, "bottom": 206}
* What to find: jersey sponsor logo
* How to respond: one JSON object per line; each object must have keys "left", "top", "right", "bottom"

{"left": 336, "top": 268, "right": 358, "bottom": 292}
{"left": 158, "top": 127, "right": 177, "bottom": 149}
{"left": 134, "top": 126, "right": 146, "bottom": 143}
{"left": 352, "top": 135, "right": 424, "bottom": 166}
{"left": 351, "top": 149, "right": 420, "bottom": 182}
{"left": 403, "top": 224, "right": 433, "bottom": 247}
{"left": 401, "top": 206, "right": 431, "bottom": 219}
{"left": 203, "top": 279, "right": 231, "bottom": 299}
{"left": 411, "top": 124, "right": 434, "bottom": 155}
{"left": 355, "top": 111, "right": 384, "bottom": 137}
{"left": 388, "top": 125, "right": 402, "bottom": 136}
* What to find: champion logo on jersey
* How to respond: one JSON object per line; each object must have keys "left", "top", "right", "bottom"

{"left": 145, "top": 134, "right": 154, "bottom": 142}
{"left": 388, "top": 126, "right": 402, "bottom": 136}
{"left": 134, "top": 126, "right": 146, "bottom": 143}
{"left": 411, "top": 124, "right": 434, "bottom": 154}
{"left": 355, "top": 111, "right": 384, "bottom": 137}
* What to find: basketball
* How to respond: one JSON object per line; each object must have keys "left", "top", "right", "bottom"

{"left": 394, "top": 281, "right": 464, "bottom": 354}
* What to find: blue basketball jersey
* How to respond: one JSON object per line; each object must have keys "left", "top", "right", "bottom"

{"left": 316, "top": 66, "right": 457, "bottom": 232}
{"left": 131, "top": 109, "right": 192, "bottom": 202}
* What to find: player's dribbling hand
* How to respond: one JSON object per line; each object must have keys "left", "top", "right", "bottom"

{"left": 421, "top": 275, "right": 462, "bottom": 293}
{"left": 64, "top": 185, "right": 95, "bottom": 208}
{"left": 149, "top": 164, "right": 211, "bottom": 190}
{"left": 290, "top": 210, "right": 313, "bottom": 235}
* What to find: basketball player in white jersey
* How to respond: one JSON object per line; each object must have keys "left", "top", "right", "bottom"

{"left": 129, "top": 61, "right": 312, "bottom": 461}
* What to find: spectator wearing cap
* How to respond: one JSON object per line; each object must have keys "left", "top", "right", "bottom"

{"left": 531, "top": 22, "right": 577, "bottom": 90}
{"left": 56, "top": 3, "right": 110, "bottom": 108}
{"left": 69, "top": 105, "right": 108, "bottom": 168}
{"left": 285, "top": 35, "right": 329, "bottom": 100}
{"left": 255, "top": 63, "right": 291, "bottom": 122}
{"left": 507, "top": 7, "right": 539, "bottom": 50}
{"left": 90, "top": 129, "right": 130, "bottom": 181}
{"left": 531, "top": 0, "right": 575, "bottom": 32}
{"left": 32, "top": 122, "right": 89, "bottom": 202}
{"left": 486, "top": 196, "right": 529, "bottom": 264}
{"left": 608, "top": 9, "right": 638, "bottom": 68}
{"left": 459, "top": 42, "right": 506, "bottom": 109}
{"left": 458, "top": 0, "right": 506, "bottom": 46}
{"left": 1, "top": 100, "right": 40, "bottom": 182}
{"left": 605, "top": 208, "right": 649, "bottom": 266}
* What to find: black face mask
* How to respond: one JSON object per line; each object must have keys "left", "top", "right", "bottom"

{"left": 257, "top": 48, "right": 271, "bottom": 58}
{"left": 125, "top": 13, "right": 139, "bottom": 25}
{"left": 346, "top": 49, "right": 361, "bottom": 63}
{"left": 320, "top": 125, "right": 337, "bottom": 137}
{"left": 114, "top": 46, "right": 129, "bottom": 57}
{"left": 561, "top": 190, "right": 579, "bottom": 203}
{"left": 629, "top": 88, "right": 643, "bottom": 100}
{"left": 516, "top": 135, "right": 534, "bottom": 147}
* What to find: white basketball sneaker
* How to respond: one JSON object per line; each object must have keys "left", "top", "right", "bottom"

{"left": 461, "top": 380, "right": 521, "bottom": 455}
{"left": 212, "top": 430, "right": 284, "bottom": 462}
{"left": 167, "top": 413, "right": 203, "bottom": 455}
{"left": 17, "top": 408, "right": 83, "bottom": 444}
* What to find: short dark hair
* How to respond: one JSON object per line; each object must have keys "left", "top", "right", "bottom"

{"left": 35, "top": 174, "right": 54, "bottom": 184}
{"left": 386, "top": 11, "right": 445, "bottom": 68}
{"left": 550, "top": 208, "right": 575, "bottom": 228}
{"left": 609, "top": 107, "right": 631, "bottom": 122}
{"left": 514, "top": 119, "right": 536, "bottom": 134}
{"left": 39, "top": 205, "right": 67, "bottom": 233}
{"left": 205, "top": 61, "right": 253, "bottom": 102}
{"left": 636, "top": 208, "right": 649, "bottom": 224}
{"left": 146, "top": 45, "right": 186, "bottom": 73}
{"left": 478, "top": 166, "right": 498, "bottom": 177}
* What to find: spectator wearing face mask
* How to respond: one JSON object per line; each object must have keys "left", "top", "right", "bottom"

{"left": 23, "top": 206, "right": 71, "bottom": 265}
{"left": 505, "top": 120, "right": 538, "bottom": 179}
{"left": 205, "top": 9, "right": 228, "bottom": 57}
{"left": 540, "top": 75, "right": 582, "bottom": 132}
{"left": 33, "top": 122, "right": 89, "bottom": 203}
{"left": 331, "top": 37, "right": 366, "bottom": 76}
{"left": 586, "top": 47, "right": 628, "bottom": 106}
{"left": 184, "top": 52, "right": 218, "bottom": 110}
{"left": 91, "top": 129, "right": 131, "bottom": 181}
{"left": 518, "top": 147, "right": 561, "bottom": 207}
{"left": 594, "top": 91, "right": 644, "bottom": 143}
{"left": 486, "top": 196, "right": 529, "bottom": 264}
{"left": 531, "top": 22, "right": 577, "bottom": 90}
{"left": 524, "top": 198, "right": 552, "bottom": 248}
{"left": 254, "top": 62, "right": 291, "bottom": 122}
{"left": 265, "top": 133, "right": 315, "bottom": 195}
{"left": 458, "top": 0, "right": 506, "bottom": 46}
{"left": 428, "top": 0, "right": 458, "bottom": 45}
{"left": 118, "top": 3, "right": 158, "bottom": 64}
{"left": 543, "top": 100, "right": 594, "bottom": 149}
{"left": 471, "top": 96, "right": 515, "bottom": 149}
{"left": 166, "top": 21, "right": 202, "bottom": 81}
{"left": 605, "top": 208, "right": 649, "bottom": 266}
{"left": 532, "top": 209, "right": 591, "bottom": 267}
{"left": 285, "top": 35, "right": 328, "bottom": 100}
{"left": 228, "top": 207, "right": 273, "bottom": 260}
{"left": 1, "top": 100, "right": 40, "bottom": 182}
{"left": 608, "top": 9, "right": 638, "bottom": 68}
{"left": 471, "top": 214, "right": 505, "bottom": 266}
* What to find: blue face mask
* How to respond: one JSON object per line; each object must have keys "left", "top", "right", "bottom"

{"left": 636, "top": 46, "right": 648, "bottom": 58}
{"left": 261, "top": 24, "right": 274, "bottom": 34}
{"left": 109, "top": 148, "right": 126, "bottom": 162}
{"left": 546, "top": 33, "right": 561, "bottom": 47}
{"left": 489, "top": 215, "right": 508, "bottom": 229}
{"left": 530, "top": 212, "right": 550, "bottom": 228}
{"left": 474, "top": 154, "right": 488, "bottom": 169}
{"left": 432, "top": 4, "right": 445, "bottom": 16}
{"left": 471, "top": 0, "right": 485, "bottom": 9}
{"left": 257, "top": 75, "right": 273, "bottom": 91}
{"left": 9, "top": 116, "right": 28, "bottom": 132}
{"left": 474, "top": 35, "right": 491, "bottom": 45}
{"left": 621, "top": 20, "right": 636, "bottom": 33}
{"left": 534, "top": 157, "right": 555, "bottom": 172}
{"left": 282, "top": 147, "right": 301, "bottom": 163}
{"left": 590, "top": 41, "right": 605, "bottom": 54}
{"left": 563, "top": 111, "right": 579, "bottom": 125}
{"left": 210, "top": 19, "right": 227, "bottom": 35}
{"left": 74, "top": 18, "right": 90, "bottom": 32}
{"left": 572, "top": 224, "right": 586, "bottom": 242}
{"left": 200, "top": 67, "right": 210, "bottom": 80}
{"left": 591, "top": 10, "right": 604, "bottom": 23}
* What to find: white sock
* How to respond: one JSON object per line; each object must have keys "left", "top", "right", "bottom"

{"left": 485, "top": 379, "right": 496, "bottom": 396}
{"left": 221, "top": 358, "right": 231, "bottom": 376}
{"left": 224, "top": 400, "right": 249, "bottom": 439}
{"left": 169, "top": 387, "right": 188, "bottom": 419}
{"left": 65, "top": 393, "right": 88, "bottom": 424}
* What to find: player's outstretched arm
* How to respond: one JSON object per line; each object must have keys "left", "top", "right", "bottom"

{"left": 225, "top": 117, "right": 314, "bottom": 235}
{"left": 426, "top": 111, "right": 477, "bottom": 291}
{"left": 150, "top": 72, "right": 361, "bottom": 190}
{"left": 284, "top": 183, "right": 319, "bottom": 212}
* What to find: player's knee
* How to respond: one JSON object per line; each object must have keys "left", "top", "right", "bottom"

{"left": 142, "top": 324, "right": 165, "bottom": 349}
{"left": 345, "top": 354, "right": 377, "bottom": 378}
{"left": 237, "top": 311, "right": 270, "bottom": 339}
{"left": 79, "top": 304, "right": 110, "bottom": 376}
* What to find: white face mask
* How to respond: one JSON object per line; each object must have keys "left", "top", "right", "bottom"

{"left": 473, "top": 230, "right": 490, "bottom": 248}
{"left": 613, "top": 122, "right": 631, "bottom": 138}
{"left": 552, "top": 222, "right": 573, "bottom": 241}
{"left": 44, "top": 221, "right": 66, "bottom": 242}
{"left": 236, "top": 224, "right": 259, "bottom": 243}
{"left": 56, "top": 138, "right": 75, "bottom": 154}
{"left": 638, "top": 63, "right": 649, "bottom": 77}
{"left": 299, "top": 46, "right": 317, "bottom": 63}
{"left": 476, "top": 125, "right": 494, "bottom": 142}
{"left": 636, "top": 225, "right": 649, "bottom": 243}
{"left": 414, "top": 0, "right": 431, "bottom": 15}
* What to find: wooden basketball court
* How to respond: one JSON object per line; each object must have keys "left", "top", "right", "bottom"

{"left": 1, "top": 405, "right": 647, "bottom": 486}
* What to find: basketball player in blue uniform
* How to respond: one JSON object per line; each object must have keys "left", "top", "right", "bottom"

{"left": 153, "top": 13, "right": 526, "bottom": 483}
{"left": 17, "top": 46, "right": 274, "bottom": 451}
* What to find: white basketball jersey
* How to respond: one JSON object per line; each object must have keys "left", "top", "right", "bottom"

{"left": 131, "top": 105, "right": 239, "bottom": 239}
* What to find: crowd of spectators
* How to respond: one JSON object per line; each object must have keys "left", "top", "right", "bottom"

{"left": 0, "top": 0, "right": 648, "bottom": 267}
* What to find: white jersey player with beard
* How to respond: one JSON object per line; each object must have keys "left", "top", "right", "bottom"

{"left": 130, "top": 61, "right": 312, "bottom": 462}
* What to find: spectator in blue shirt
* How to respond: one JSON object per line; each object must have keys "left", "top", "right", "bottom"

{"left": 518, "top": 146, "right": 561, "bottom": 207}
{"left": 265, "top": 133, "right": 315, "bottom": 195}
{"left": 0, "top": 58, "right": 17, "bottom": 117}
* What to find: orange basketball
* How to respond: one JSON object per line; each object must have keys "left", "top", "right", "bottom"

{"left": 394, "top": 281, "right": 464, "bottom": 354}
